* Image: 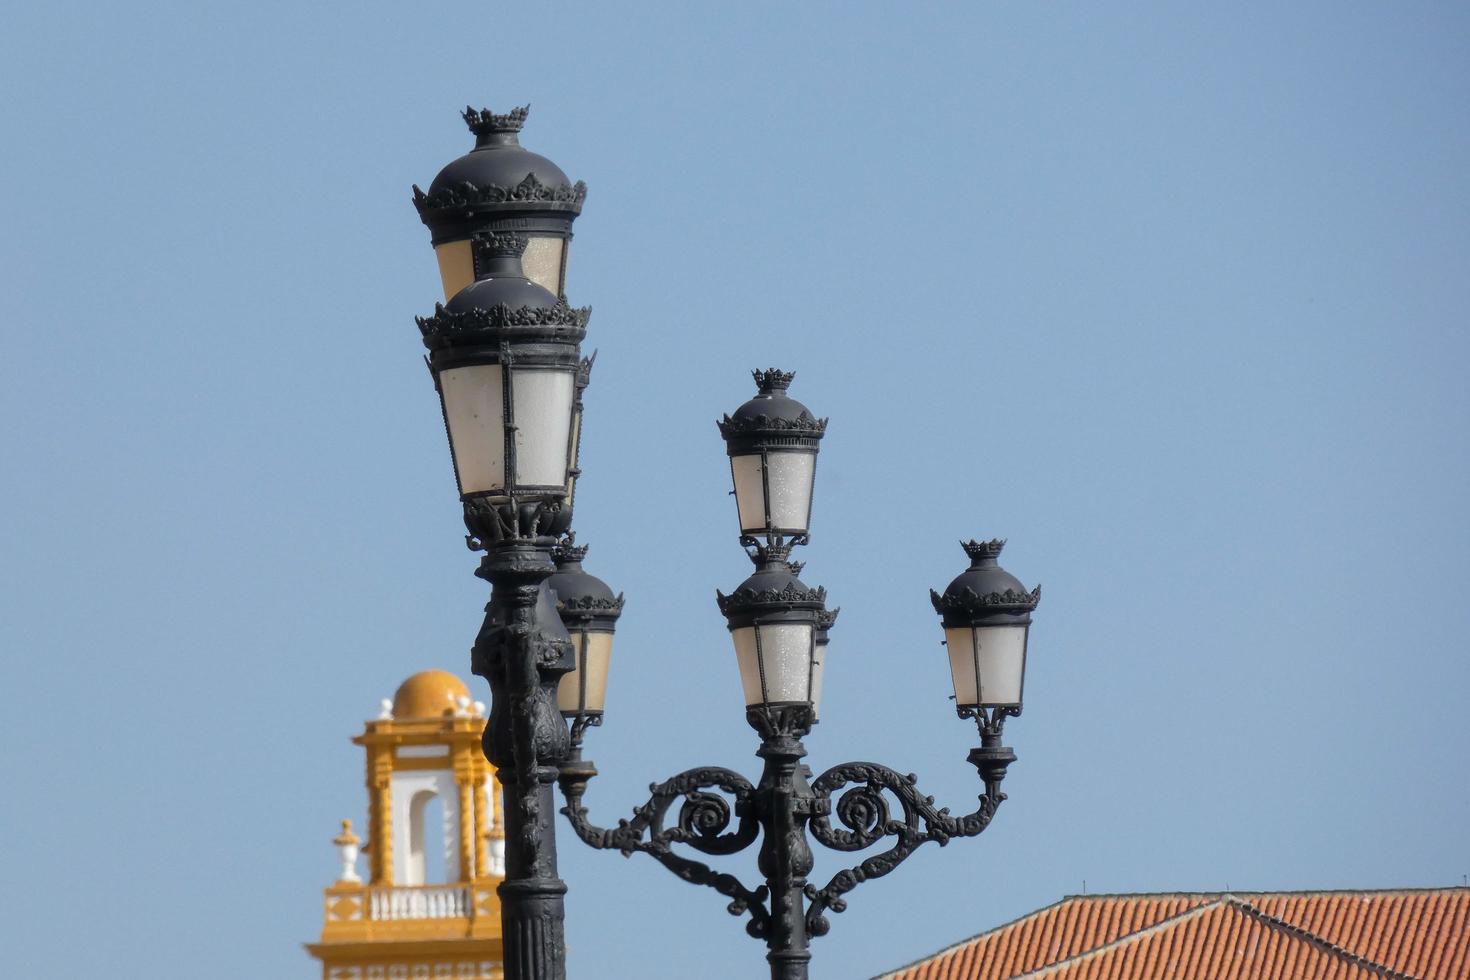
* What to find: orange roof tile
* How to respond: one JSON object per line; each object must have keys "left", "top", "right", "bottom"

{"left": 876, "top": 888, "right": 1470, "bottom": 980}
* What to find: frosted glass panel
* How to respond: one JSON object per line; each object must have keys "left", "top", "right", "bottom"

{"left": 510, "top": 369, "right": 575, "bottom": 488}
{"left": 439, "top": 365, "right": 506, "bottom": 495}
{"left": 731, "top": 453, "right": 814, "bottom": 534}
{"left": 765, "top": 453, "right": 815, "bottom": 532}
{"left": 435, "top": 240, "right": 476, "bottom": 300}
{"left": 946, "top": 627, "right": 979, "bottom": 706}
{"left": 557, "top": 631, "right": 614, "bottom": 714}
{"left": 733, "top": 627, "right": 763, "bottom": 706}
{"left": 758, "top": 623, "right": 814, "bottom": 703}
{"left": 946, "top": 625, "right": 1026, "bottom": 707}
{"left": 520, "top": 235, "right": 566, "bottom": 295}
{"left": 974, "top": 625, "right": 1026, "bottom": 706}
{"left": 810, "top": 640, "right": 828, "bottom": 719}
{"left": 739, "top": 623, "right": 814, "bottom": 705}
{"left": 730, "top": 455, "right": 767, "bottom": 532}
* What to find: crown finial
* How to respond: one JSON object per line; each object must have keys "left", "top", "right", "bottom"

{"left": 475, "top": 232, "right": 529, "bottom": 259}
{"left": 551, "top": 533, "right": 589, "bottom": 566}
{"left": 747, "top": 539, "right": 794, "bottom": 567}
{"left": 961, "top": 538, "right": 1006, "bottom": 566}
{"left": 462, "top": 104, "right": 530, "bottom": 136}
{"left": 816, "top": 607, "right": 840, "bottom": 631}
{"left": 752, "top": 368, "right": 795, "bottom": 393}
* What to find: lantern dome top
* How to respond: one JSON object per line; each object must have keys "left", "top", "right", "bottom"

{"left": 726, "top": 369, "right": 820, "bottom": 426}
{"left": 717, "top": 543, "right": 828, "bottom": 621}
{"left": 412, "top": 104, "right": 586, "bottom": 243}
{"left": 717, "top": 369, "right": 828, "bottom": 454}
{"left": 430, "top": 104, "right": 573, "bottom": 194}
{"left": 931, "top": 539, "right": 1040, "bottom": 626}
{"left": 391, "top": 669, "right": 471, "bottom": 720}
{"left": 549, "top": 535, "right": 625, "bottom": 623}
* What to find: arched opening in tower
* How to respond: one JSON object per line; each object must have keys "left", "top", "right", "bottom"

{"left": 406, "top": 789, "right": 449, "bottom": 884}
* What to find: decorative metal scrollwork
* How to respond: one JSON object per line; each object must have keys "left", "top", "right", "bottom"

{"left": 803, "top": 762, "right": 1001, "bottom": 937}
{"left": 560, "top": 766, "right": 773, "bottom": 938}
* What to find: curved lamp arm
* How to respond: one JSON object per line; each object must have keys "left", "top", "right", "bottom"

{"left": 803, "top": 706, "right": 1018, "bottom": 938}
{"left": 558, "top": 762, "right": 773, "bottom": 938}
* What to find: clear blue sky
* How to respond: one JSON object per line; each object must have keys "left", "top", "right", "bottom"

{"left": 2, "top": 3, "right": 1467, "bottom": 978}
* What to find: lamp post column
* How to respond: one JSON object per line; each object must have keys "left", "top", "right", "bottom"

{"left": 472, "top": 537, "right": 573, "bottom": 980}
{"left": 750, "top": 710, "right": 820, "bottom": 980}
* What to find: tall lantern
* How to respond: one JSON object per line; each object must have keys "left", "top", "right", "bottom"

{"left": 548, "top": 536, "right": 623, "bottom": 732}
{"left": 717, "top": 546, "right": 829, "bottom": 715}
{"left": 930, "top": 539, "right": 1040, "bottom": 712}
{"left": 416, "top": 233, "right": 589, "bottom": 539}
{"left": 413, "top": 105, "right": 586, "bottom": 300}
{"left": 717, "top": 369, "right": 827, "bottom": 544}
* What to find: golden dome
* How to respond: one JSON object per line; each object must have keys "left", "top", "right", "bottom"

{"left": 391, "top": 670, "right": 471, "bottom": 720}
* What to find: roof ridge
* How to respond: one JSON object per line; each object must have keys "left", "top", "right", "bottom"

{"left": 871, "top": 896, "right": 1084, "bottom": 980}
{"left": 1054, "top": 886, "right": 1470, "bottom": 900}
{"left": 1226, "top": 896, "right": 1424, "bottom": 980}
{"left": 1009, "top": 899, "right": 1231, "bottom": 979}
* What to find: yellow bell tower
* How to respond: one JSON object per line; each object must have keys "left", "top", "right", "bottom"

{"left": 307, "top": 670, "right": 506, "bottom": 979}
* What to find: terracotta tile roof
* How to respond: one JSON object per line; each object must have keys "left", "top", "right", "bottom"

{"left": 876, "top": 888, "right": 1470, "bottom": 980}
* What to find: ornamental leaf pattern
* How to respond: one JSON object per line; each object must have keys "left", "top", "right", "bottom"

{"left": 929, "top": 583, "right": 1042, "bottom": 615}
{"left": 416, "top": 299, "right": 592, "bottom": 343}
{"left": 412, "top": 173, "right": 588, "bottom": 214}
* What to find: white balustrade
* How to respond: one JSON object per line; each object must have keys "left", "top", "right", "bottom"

{"left": 366, "top": 884, "right": 471, "bottom": 921}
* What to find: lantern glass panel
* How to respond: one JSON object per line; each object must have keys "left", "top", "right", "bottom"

{"left": 945, "top": 624, "right": 1027, "bottom": 708}
{"left": 434, "top": 240, "right": 476, "bottom": 300}
{"left": 729, "top": 452, "right": 816, "bottom": 535}
{"left": 730, "top": 454, "right": 767, "bottom": 533}
{"left": 732, "top": 623, "right": 815, "bottom": 707}
{"left": 438, "top": 364, "right": 506, "bottom": 495}
{"left": 557, "top": 630, "right": 614, "bottom": 715}
{"left": 765, "top": 452, "right": 815, "bottom": 531}
{"left": 810, "top": 637, "right": 829, "bottom": 719}
{"left": 520, "top": 235, "right": 567, "bottom": 296}
{"left": 510, "top": 368, "right": 575, "bottom": 488}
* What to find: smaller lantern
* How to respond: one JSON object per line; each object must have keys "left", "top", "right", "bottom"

{"left": 930, "top": 539, "right": 1040, "bottom": 711}
{"left": 417, "top": 233, "right": 589, "bottom": 507}
{"left": 717, "top": 545, "right": 828, "bottom": 712}
{"left": 548, "top": 536, "right": 623, "bottom": 725}
{"left": 717, "top": 369, "right": 827, "bottom": 543}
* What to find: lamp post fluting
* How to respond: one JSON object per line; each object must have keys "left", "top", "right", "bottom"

{"left": 412, "top": 104, "right": 1042, "bottom": 980}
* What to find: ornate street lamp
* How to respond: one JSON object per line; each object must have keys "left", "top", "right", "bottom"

{"left": 557, "top": 371, "right": 1041, "bottom": 980}
{"left": 410, "top": 105, "right": 1043, "bottom": 980}
{"left": 413, "top": 104, "right": 586, "bottom": 299}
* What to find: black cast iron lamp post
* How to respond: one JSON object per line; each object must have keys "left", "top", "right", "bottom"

{"left": 416, "top": 223, "right": 594, "bottom": 980}
{"left": 557, "top": 371, "right": 1041, "bottom": 980}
